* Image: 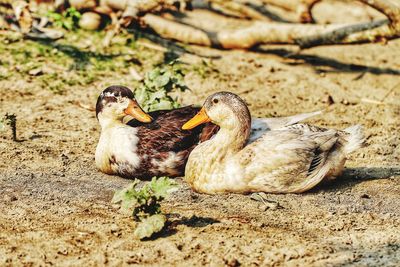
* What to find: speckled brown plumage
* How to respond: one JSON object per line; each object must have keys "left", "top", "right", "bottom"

{"left": 124, "top": 106, "right": 219, "bottom": 179}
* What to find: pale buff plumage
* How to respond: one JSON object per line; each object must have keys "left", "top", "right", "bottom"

{"left": 182, "top": 92, "right": 365, "bottom": 194}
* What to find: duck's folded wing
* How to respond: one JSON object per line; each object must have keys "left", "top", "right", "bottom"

{"left": 249, "top": 110, "right": 322, "bottom": 143}
{"left": 239, "top": 129, "right": 338, "bottom": 193}
{"left": 130, "top": 106, "right": 203, "bottom": 152}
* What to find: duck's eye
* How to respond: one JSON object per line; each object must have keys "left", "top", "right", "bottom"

{"left": 213, "top": 98, "right": 219, "bottom": 104}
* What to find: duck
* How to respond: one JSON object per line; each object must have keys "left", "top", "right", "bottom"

{"left": 95, "top": 85, "right": 219, "bottom": 179}
{"left": 181, "top": 91, "right": 365, "bottom": 194}
{"left": 95, "top": 86, "right": 323, "bottom": 179}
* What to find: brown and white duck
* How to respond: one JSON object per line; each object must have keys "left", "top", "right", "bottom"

{"left": 95, "top": 85, "right": 219, "bottom": 179}
{"left": 95, "top": 86, "right": 322, "bottom": 179}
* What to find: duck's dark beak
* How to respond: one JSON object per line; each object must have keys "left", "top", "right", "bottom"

{"left": 124, "top": 99, "right": 152, "bottom": 123}
{"left": 182, "top": 107, "right": 210, "bottom": 130}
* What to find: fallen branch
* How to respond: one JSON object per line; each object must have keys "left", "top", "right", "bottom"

{"left": 207, "top": 0, "right": 271, "bottom": 21}
{"left": 296, "top": 0, "right": 400, "bottom": 48}
{"left": 9, "top": 0, "right": 399, "bottom": 50}
{"left": 259, "top": 0, "right": 317, "bottom": 22}
{"left": 139, "top": 0, "right": 400, "bottom": 49}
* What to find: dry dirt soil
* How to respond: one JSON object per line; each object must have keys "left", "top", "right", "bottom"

{"left": 1, "top": 3, "right": 400, "bottom": 266}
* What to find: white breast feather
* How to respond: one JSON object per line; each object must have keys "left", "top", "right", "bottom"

{"left": 96, "top": 126, "right": 141, "bottom": 175}
{"left": 111, "top": 127, "right": 140, "bottom": 173}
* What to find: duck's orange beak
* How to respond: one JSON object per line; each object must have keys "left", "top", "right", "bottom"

{"left": 182, "top": 107, "right": 210, "bottom": 130}
{"left": 124, "top": 99, "right": 152, "bottom": 123}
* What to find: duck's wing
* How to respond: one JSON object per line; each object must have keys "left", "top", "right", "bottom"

{"left": 126, "top": 106, "right": 218, "bottom": 177}
{"left": 249, "top": 110, "right": 322, "bottom": 143}
{"left": 284, "top": 123, "right": 365, "bottom": 154}
{"left": 130, "top": 106, "right": 203, "bottom": 153}
{"left": 238, "top": 128, "right": 338, "bottom": 193}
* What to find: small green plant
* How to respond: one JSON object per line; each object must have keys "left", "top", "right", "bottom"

{"left": 112, "top": 177, "right": 178, "bottom": 240}
{"left": 134, "top": 61, "right": 188, "bottom": 112}
{"left": 47, "top": 8, "right": 81, "bottom": 31}
{"left": 1, "top": 113, "right": 17, "bottom": 141}
{"left": 192, "top": 59, "right": 219, "bottom": 79}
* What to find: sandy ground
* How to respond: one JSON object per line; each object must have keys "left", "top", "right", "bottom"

{"left": 1, "top": 3, "right": 400, "bottom": 266}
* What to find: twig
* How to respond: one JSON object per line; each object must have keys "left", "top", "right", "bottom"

{"left": 136, "top": 40, "right": 167, "bottom": 52}
{"left": 129, "top": 67, "right": 144, "bottom": 81}
{"left": 74, "top": 101, "right": 95, "bottom": 111}
{"left": 361, "top": 98, "right": 384, "bottom": 105}
{"left": 379, "top": 81, "right": 400, "bottom": 103}
{"left": 4, "top": 113, "right": 17, "bottom": 141}
{"left": 364, "top": 81, "right": 400, "bottom": 116}
{"left": 208, "top": 0, "right": 271, "bottom": 21}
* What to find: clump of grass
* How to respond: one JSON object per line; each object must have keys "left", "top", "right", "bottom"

{"left": 192, "top": 59, "right": 219, "bottom": 79}
{"left": 112, "top": 177, "right": 178, "bottom": 240}
{"left": 47, "top": 7, "right": 81, "bottom": 31}
{"left": 0, "top": 28, "right": 189, "bottom": 98}
{"left": 134, "top": 61, "right": 188, "bottom": 112}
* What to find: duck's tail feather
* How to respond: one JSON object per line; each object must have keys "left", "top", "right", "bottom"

{"left": 343, "top": 124, "right": 365, "bottom": 154}
{"left": 282, "top": 110, "right": 323, "bottom": 128}
{"left": 253, "top": 110, "right": 323, "bottom": 131}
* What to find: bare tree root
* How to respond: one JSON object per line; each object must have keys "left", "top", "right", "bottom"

{"left": 297, "top": 0, "right": 322, "bottom": 23}
{"left": 258, "top": 0, "right": 301, "bottom": 11}
{"left": 142, "top": 14, "right": 212, "bottom": 46}
{"left": 296, "top": 0, "right": 400, "bottom": 48}
{"left": 13, "top": 0, "right": 397, "bottom": 49}
{"left": 207, "top": 0, "right": 271, "bottom": 21}
{"left": 99, "top": 0, "right": 189, "bottom": 18}
{"left": 140, "top": 0, "right": 400, "bottom": 49}
{"left": 102, "top": 11, "right": 121, "bottom": 47}
{"left": 141, "top": 13, "right": 342, "bottom": 48}
{"left": 259, "top": 0, "right": 316, "bottom": 22}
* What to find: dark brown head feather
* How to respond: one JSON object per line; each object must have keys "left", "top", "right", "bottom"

{"left": 96, "top": 85, "right": 135, "bottom": 118}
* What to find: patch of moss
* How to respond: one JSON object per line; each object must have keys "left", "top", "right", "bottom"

{"left": 0, "top": 30, "right": 172, "bottom": 94}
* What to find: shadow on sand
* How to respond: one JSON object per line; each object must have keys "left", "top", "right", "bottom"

{"left": 253, "top": 48, "right": 400, "bottom": 75}
{"left": 313, "top": 166, "right": 400, "bottom": 192}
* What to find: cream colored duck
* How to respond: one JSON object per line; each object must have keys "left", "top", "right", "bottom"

{"left": 182, "top": 92, "right": 365, "bottom": 194}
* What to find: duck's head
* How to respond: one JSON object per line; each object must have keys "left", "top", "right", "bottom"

{"left": 182, "top": 91, "right": 251, "bottom": 132}
{"left": 96, "top": 85, "right": 152, "bottom": 126}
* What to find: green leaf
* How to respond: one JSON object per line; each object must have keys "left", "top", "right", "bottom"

{"left": 148, "top": 68, "right": 160, "bottom": 80}
{"left": 111, "top": 177, "right": 179, "bottom": 240}
{"left": 46, "top": 7, "right": 81, "bottom": 31}
{"left": 112, "top": 180, "right": 141, "bottom": 211}
{"left": 133, "top": 61, "right": 188, "bottom": 112}
{"left": 133, "top": 214, "right": 166, "bottom": 240}
{"left": 148, "top": 90, "right": 167, "bottom": 103}
{"left": 154, "top": 72, "right": 170, "bottom": 88}
{"left": 63, "top": 20, "right": 73, "bottom": 31}
{"left": 47, "top": 12, "right": 62, "bottom": 20}
{"left": 149, "top": 99, "right": 173, "bottom": 112}
{"left": 149, "top": 177, "right": 178, "bottom": 200}
{"left": 134, "top": 87, "right": 150, "bottom": 108}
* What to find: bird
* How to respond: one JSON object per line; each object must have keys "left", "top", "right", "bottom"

{"left": 95, "top": 85, "right": 218, "bottom": 179}
{"left": 95, "top": 86, "right": 322, "bottom": 179}
{"left": 181, "top": 91, "right": 365, "bottom": 194}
